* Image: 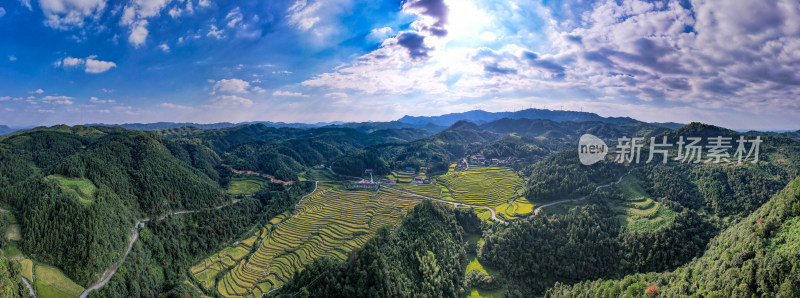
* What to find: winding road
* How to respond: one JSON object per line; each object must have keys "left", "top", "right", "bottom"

{"left": 21, "top": 277, "right": 35, "bottom": 297}
{"left": 380, "top": 185, "right": 508, "bottom": 224}
{"left": 527, "top": 171, "right": 630, "bottom": 218}
{"left": 78, "top": 199, "right": 242, "bottom": 298}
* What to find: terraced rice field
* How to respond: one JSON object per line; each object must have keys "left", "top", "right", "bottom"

{"left": 436, "top": 167, "right": 525, "bottom": 208}
{"left": 390, "top": 183, "right": 442, "bottom": 199}
{"left": 207, "top": 184, "right": 420, "bottom": 297}
{"left": 227, "top": 177, "right": 266, "bottom": 195}
{"left": 20, "top": 259, "right": 33, "bottom": 280}
{"left": 191, "top": 230, "right": 259, "bottom": 290}
{"left": 493, "top": 197, "right": 535, "bottom": 220}
{"left": 300, "top": 166, "right": 340, "bottom": 181}
{"left": 387, "top": 170, "right": 417, "bottom": 183}
{"left": 34, "top": 265, "right": 86, "bottom": 297}
{"left": 616, "top": 176, "right": 676, "bottom": 232}
{"left": 47, "top": 174, "right": 97, "bottom": 204}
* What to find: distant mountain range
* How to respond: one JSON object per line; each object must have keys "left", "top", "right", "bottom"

{"left": 83, "top": 121, "right": 343, "bottom": 131}
{"left": 80, "top": 109, "right": 665, "bottom": 132}
{"left": 11, "top": 108, "right": 800, "bottom": 136}
{"left": 0, "top": 125, "right": 22, "bottom": 135}
{"left": 397, "top": 109, "right": 638, "bottom": 126}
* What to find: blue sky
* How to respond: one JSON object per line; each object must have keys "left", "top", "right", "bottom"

{"left": 0, "top": 0, "right": 799, "bottom": 130}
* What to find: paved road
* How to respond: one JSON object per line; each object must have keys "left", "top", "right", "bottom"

{"left": 527, "top": 172, "right": 629, "bottom": 218}
{"left": 327, "top": 165, "right": 508, "bottom": 223}
{"left": 79, "top": 199, "right": 242, "bottom": 298}
{"left": 21, "top": 277, "right": 35, "bottom": 297}
{"left": 380, "top": 185, "right": 508, "bottom": 224}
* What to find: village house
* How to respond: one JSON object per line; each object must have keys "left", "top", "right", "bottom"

{"left": 352, "top": 179, "right": 378, "bottom": 189}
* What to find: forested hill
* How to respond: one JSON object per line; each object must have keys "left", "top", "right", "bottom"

{"left": 546, "top": 175, "right": 800, "bottom": 297}
{"left": 154, "top": 124, "right": 432, "bottom": 181}
{"left": 0, "top": 126, "right": 228, "bottom": 286}
{"left": 280, "top": 200, "right": 480, "bottom": 297}
{"left": 330, "top": 120, "right": 500, "bottom": 176}
{"left": 480, "top": 118, "right": 670, "bottom": 141}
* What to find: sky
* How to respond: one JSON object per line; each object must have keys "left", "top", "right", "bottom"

{"left": 0, "top": 0, "right": 799, "bottom": 130}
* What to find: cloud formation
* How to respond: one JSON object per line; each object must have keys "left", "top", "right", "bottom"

{"left": 120, "top": 0, "right": 174, "bottom": 46}
{"left": 273, "top": 90, "right": 306, "bottom": 97}
{"left": 210, "top": 95, "right": 253, "bottom": 107}
{"left": 39, "top": 0, "right": 106, "bottom": 29}
{"left": 211, "top": 78, "right": 251, "bottom": 94}
{"left": 55, "top": 55, "right": 117, "bottom": 73}
{"left": 90, "top": 97, "right": 116, "bottom": 104}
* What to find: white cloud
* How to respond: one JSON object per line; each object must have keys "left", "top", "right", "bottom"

{"left": 120, "top": 0, "right": 173, "bottom": 46}
{"left": 121, "top": 5, "right": 135, "bottom": 25}
{"left": 8, "top": 55, "right": 16, "bottom": 61}
{"left": 272, "top": 70, "right": 292, "bottom": 75}
{"left": 368, "top": 27, "right": 393, "bottom": 41}
{"left": 285, "top": 0, "right": 354, "bottom": 42}
{"left": 272, "top": 90, "right": 307, "bottom": 97}
{"left": 42, "top": 95, "right": 72, "bottom": 100}
{"left": 210, "top": 95, "right": 253, "bottom": 107}
{"left": 42, "top": 95, "right": 74, "bottom": 105}
{"left": 85, "top": 56, "right": 117, "bottom": 73}
{"left": 56, "top": 55, "right": 116, "bottom": 73}
{"left": 0, "top": 8, "right": 5, "bottom": 18}
{"left": 159, "top": 43, "right": 170, "bottom": 52}
{"left": 167, "top": 0, "right": 193, "bottom": 18}
{"left": 61, "top": 56, "right": 84, "bottom": 67}
{"left": 287, "top": 0, "right": 322, "bottom": 31}
{"left": 160, "top": 102, "right": 193, "bottom": 110}
{"left": 301, "top": 0, "right": 454, "bottom": 94}
{"left": 128, "top": 20, "right": 149, "bottom": 47}
{"left": 39, "top": 0, "right": 107, "bottom": 29}
{"left": 19, "top": 0, "right": 31, "bottom": 10}
{"left": 211, "top": 78, "right": 252, "bottom": 94}
{"left": 0, "top": 96, "right": 11, "bottom": 101}
{"left": 198, "top": 0, "right": 211, "bottom": 8}
{"left": 207, "top": 24, "right": 224, "bottom": 39}
{"left": 90, "top": 97, "right": 116, "bottom": 104}
{"left": 226, "top": 7, "right": 242, "bottom": 28}
{"left": 324, "top": 92, "right": 348, "bottom": 99}
{"left": 31, "top": 89, "right": 45, "bottom": 94}
{"left": 168, "top": 6, "right": 181, "bottom": 18}
{"left": 101, "top": 88, "right": 115, "bottom": 93}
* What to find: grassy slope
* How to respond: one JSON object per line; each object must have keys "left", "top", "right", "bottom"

{"left": 46, "top": 174, "right": 97, "bottom": 205}
{"left": 615, "top": 175, "right": 676, "bottom": 232}
{"left": 35, "top": 265, "right": 86, "bottom": 297}
{"left": 226, "top": 177, "right": 265, "bottom": 195}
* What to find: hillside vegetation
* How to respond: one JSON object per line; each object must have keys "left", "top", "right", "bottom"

{"left": 546, "top": 176, "right": 800, "bottom": 297}
{"left": 280, "top": 200, "right": 478, "bottom": 297}
{"left": 0, "top": 128, "right": 227, "bottom": 285}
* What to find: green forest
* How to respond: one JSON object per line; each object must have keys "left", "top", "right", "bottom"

{"left": 0, "top": 118, "right": 799, "bottom": 298}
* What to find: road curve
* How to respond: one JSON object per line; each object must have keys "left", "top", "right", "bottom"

{"left": 380, "top": 185, "right": 507, "bottom": 224}
{"left": 527, "top": 172, "right": 629, "bottom": 218}
{"left": 21, "top": 277, "right": 35, "bottom": 297}
{"left": 79, "top": 199, "right": 242, "bottom": 298}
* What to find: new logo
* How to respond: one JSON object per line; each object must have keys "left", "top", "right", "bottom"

{"left": 578, "top": 134, "right": 608, "bottom": 165}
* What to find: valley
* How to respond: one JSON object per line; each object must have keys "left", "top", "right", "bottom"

{"left": 0, "top": 112, "right": 799, "bottom": 297}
